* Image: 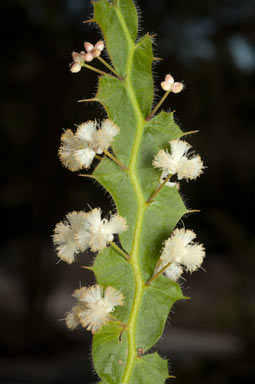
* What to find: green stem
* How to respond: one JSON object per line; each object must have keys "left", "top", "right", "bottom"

{"left": 104, "top": 149, "right": 128, "bottom": 171}
{"left": 113, "top": 8, "right": 148, "bottom": 384}
{"left": 110, "top": 241, "right": 129, "bottom": 260}
{"left": 146, "top": 90, "right": 171, "bottom": 121}
{"left": 97, "top": 56, "right": 121, "bottom": 78}
{"left": 108, "top": 313, "right": 127, "bottom": 329}
{"left": 145, "top": 262, "right": 171, "bottom": 286}
{"left": 83, "top": 63, "right": 116, "bottom": 79}
{"left": 147, "top": 174, "right": 172, "bottom": 203}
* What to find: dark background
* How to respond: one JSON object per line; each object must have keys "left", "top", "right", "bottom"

{"left": 1, "top": 0, "right": 255, "bottom": 383}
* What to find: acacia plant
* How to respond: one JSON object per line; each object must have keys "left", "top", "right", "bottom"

{"left": 53, "top": 0, "right": 206, "bottom": 382}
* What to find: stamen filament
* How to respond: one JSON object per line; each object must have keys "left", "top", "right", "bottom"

{"left": 146, "top": 90, "right": 171, "bottom": 121}
{"left": 104, "top": 149, "right": 128, "bottom": 171}
{"left": 145, "top": 262, "right": 171, "bottom": 286}
{"left": 110, "top": 241, "right": 130, "bottom": 260}
{"left": 146, "top": 174, "right": 172, "bottom": 203}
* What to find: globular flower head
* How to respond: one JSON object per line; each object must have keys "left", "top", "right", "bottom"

{"left": 161, "top": 74, "right": 184, "bottom": 93}
{"left": 53, "top": 211, "right": 87, "bottom": 264}
{"left": 58, "top": 119, "right": 119, "bottom": 172}
{"left": 53, "top": 207, "right": 127, "bottom": 264}
{"left": 76, "top": 208, "right": 128, "bottom": 252}
{"left": 65, "top": 305, "right": 81, "bottom": 330}
{"left": 66, "top": 285, "right": 124, "bottom": 333}
{"left": 93, "top": 119, "right": 120, "bottom": 154}
{"left": 58, "top": 129, "right": 82, "bottom": 171}
{"left": 156, "top": 228, "right": 205, "bottom": 280}
{"left": 153, "top": 139, "right": 204, "bottom": 181}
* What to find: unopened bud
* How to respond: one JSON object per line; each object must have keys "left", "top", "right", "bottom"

{"left": 161, "top": 81, "right": 171, "bottom": 92}
{"left": 95, "top": 40, "right": 105, "bottom": 52}
{"left": 72, "top": 52, "right": 82, "bottom": 63}
{"left": 84, "top": 42, "right": 94, "bottom": 53}
{"left": 165, "top": 74, "right": 174, "bottom": 85}
{"left": 93, "top": 49, "right": 101, "bottom": 58}
{"left": 71, "top": 62, "right": 81, "bottom": 73}
{"left": 172, "top": 82, "right": 184, "bottom": 94}
{"left": 84, "top": 52, "right": 94, "bottom": 62}
{"left": 79, "top": 51, "right": 86, "bottom": 60}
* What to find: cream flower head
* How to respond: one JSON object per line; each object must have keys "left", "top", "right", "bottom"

{"left": 76, "top": 208, "right": 128, "bottom": 252}
{"left": 156, "top": 228, "right": 205, "bottom": 281}
{"left": 153, "top": 139, "right": 204, "bottom": 182}
{"left": 58, "top": 119, "right": 119, "bottom": 171}
{"left": 53, "top": 208, "right": 127, "bottom": 264}
{"left": 66, "top": 285, "right": 124, "bottom": 333}
{"left": 53, "top": 211, "right": 87, "bottom": 264}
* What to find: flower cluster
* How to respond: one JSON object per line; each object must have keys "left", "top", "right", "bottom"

{"left": 53, "top": 209, "right": 127, "bottom": 264}
{"left": 66, "top": 285, "right": 124, "bottom": 333}
{"left": 153, "top": 139, "right": 204, "bottom": 183}
{"left": 58, "top": 119, "right": 120, "bottom": 171}
{"left": 161, "top": 74, "right": 184, "bottom": 93}
{"left": 70, "top": 40, "right": 105, "bottom": 73}
{"left": 155, "top": 228, "right": 205, "bottom": 281}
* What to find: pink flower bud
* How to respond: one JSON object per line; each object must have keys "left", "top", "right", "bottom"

{"left": 70, "top": 62, "right": 81, "bottom": 73}
{"left": 161, "top": 81, "right": 171, "bottom": 92}
{"left": 72, "top": 52, "right": 82, "bottom": 63}
{"left": 93, "top": 49, "right": 101, "bottom": 58}
{"left": 84, "top": 42, "right": 94, "bottom": 53}
{"left": 84, "top": 52, "right": 94, "bottom": 62}
{"left": 172, "top": 82, "right": 184, "bottom": 94}
{"left": 95, "top": 40, "right": 105, "bottom": 52}
{"left": 165, "top": 74, "right": 174, "bottom": 85}
{"left": 80, "top": 51, "right": 86, "bottom": 61}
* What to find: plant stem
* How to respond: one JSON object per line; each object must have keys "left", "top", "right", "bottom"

{"left": 145, "top": 262, "right": 171, "bottom": 286}
{"left": 110, "top": 241, "right": 129, "bottom": 260}
{"left": 97, "top": 56, "right": 121, "bottom": 78}
{"left": 108, "top": 313, "right": 127, "bottom": 329}
{"left": 147, "top": 174, "right": 172, "bottom": 203}
{"left": 83, "top": 63, "right": 116, "bottom": 79}
{"left": 104, "top": 149, "right": 128, "bottom": 171}
{"left": 181, "top": 130, "right": 199, "bottom": 137}
{"left": 146, "top": 90, "right": 171, "bottom": 121}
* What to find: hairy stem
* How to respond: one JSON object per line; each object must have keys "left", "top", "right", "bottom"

{"left": 110, "top": 241, "right": 130, "bottom": 260}
{"left": 146, "top": 90, "right": 171, "bottom": 121}
{"left": 104, "top": 149, "right": 128, "bottom": 171}
{"left": 147, "top": 174, "right": 172, "bottom": 203}
{"left": 145, "top": 262, "right": 171, "bottom": 286}
{"left": 112, "top": 7, "right": 148, "bottom": 383}
{"left": 83, "top": 63, "right": 117, "bottom": 79}
{"left": 97, "top": 56, "right": 122, "bottom": 78}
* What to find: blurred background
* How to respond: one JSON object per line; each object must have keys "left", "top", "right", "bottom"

{"left": 1, "top": 0, "right": 254, "bottom": 383}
